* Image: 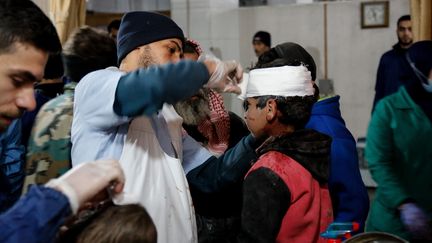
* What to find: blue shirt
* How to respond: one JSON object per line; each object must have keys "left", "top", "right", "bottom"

{"left": 0, "top": 119, "right": 25, "bottom": 212}
{"left": 0, "top": 186, "right": 70, "bottom": 243}
{"left": 372, "top": 44, "right": 414, "bottom": 111}
{"left": 306, "top": 96, "right": 369, "bottom": 232}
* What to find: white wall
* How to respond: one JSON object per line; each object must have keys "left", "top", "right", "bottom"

{"left": 32, "top": 0, "right": 49, "bottom": 13}
{"left": 172, "top": 0, "right": 410, "bottom": 139}
{"left": 86, "top": 0, "right": 171, "bottom": 12}
{"left": 33, "top": 0, "right": 171, "bottom": 13}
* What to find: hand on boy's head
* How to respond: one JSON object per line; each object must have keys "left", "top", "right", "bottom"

{"left": 46, "top": 159, "right": 125, "bottom": 214}
{"left": 201, "top": 55, "right": 243, "bottom": 93}
{"left": 223, "top": 82, "right": 242, "bottom": 94}
{"left": 80, "top": 181, "right": 124, "bottom": 209}
{"left": 225, "top": 60, "right": 244, "bottom": 83}
{"left": 224, "top": 60, "right": 243, "bottom": 94}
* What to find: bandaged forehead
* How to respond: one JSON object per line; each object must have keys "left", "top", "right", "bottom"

{"left": 242, "top": 65, "right": 314, "bottom": 99}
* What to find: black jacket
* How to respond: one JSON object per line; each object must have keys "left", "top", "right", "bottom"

{"left": 237, "top": 129, "right": 331, "bottom": 243}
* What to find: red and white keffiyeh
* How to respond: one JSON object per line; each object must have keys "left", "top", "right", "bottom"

{"left": 197, "top": 90, "right": 230, "bottom": 156}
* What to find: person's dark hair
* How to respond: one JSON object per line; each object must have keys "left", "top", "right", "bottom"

{"left": 254, "top": 95, "right": 316, "bottom": 129}
{"left": 44, "top": 53, "right": 64, "bottom": 79}
{"left": 107, "top": 19, "right": 121, "bottom": 32}
{"left": 253, "top": 31, "right": 271, "bottom": 47}
{"left": 76, "top": 204, "right": 157, "bottom": 243}
{"left": 397, "top": 15, "right": 411, "bottom": 26}
{"left": 254, "top": 42, "right": 319, "bottom": 100}
{"left": 0, "top": 0, "right": 61, "bottom": 55}
{"left": 62, "top": 26, "right": 117, "bottom": 82}
{"left": 184, "top": 41, "right": 199, "bottom": 55}
{"left": 255, "top": 42, "right": 316, "bottom": 81}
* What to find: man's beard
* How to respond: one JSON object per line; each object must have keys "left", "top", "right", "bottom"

{"left": 398, "top": 37, "right": 413, "bottom": 48}
{"left": 174, "top": 89, "right": 210, "bottom": 126}
{"left": 138, "top": 46, "right": 157, "bottom": 68}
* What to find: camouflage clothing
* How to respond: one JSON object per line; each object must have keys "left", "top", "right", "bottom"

{"left": 22, "top": 82, "right": 76, "bottom": 194}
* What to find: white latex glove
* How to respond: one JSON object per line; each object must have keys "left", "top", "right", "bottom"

{"left": 237, "top": 72, "right": 249, "bottom": 100}
{"left": 45, "top": 159, "right": 125, "bottom": 214}
{"left": 200, "top": 54, "right": 243, "bottom": 94}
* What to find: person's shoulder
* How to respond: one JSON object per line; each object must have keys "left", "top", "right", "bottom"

{"left": 255, "top": 150, "right": 292, "bottom": 168}
{"left": 82, "top": 67, "right": 121, "bottom": 80}
{"left": 379, "top": 87, "right": 406, "bottom": 105}
{"left": 373, "top": 88, "right": 407, "bottom": 117}
{"left": 381, "top": 48, "right": 398, "bottom": 60}
{"left": 41, "top": 93, "right": 72, "bottom": 109}
{"left": 76, "top": 67, "right": 122, "bottom": 92}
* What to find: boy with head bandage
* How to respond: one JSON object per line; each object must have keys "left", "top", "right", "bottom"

{"left": 249, "top": 41, "right": 370, "bottom": 234}
{"left": 237, "top": 62, "right": 333, "bottom": 242}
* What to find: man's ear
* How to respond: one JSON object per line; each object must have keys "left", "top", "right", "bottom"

{"left": 266, "top": 99, "right": 278, "bottom": 122}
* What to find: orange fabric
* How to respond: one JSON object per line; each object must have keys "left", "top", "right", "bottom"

{"left": 247, "top": 151, "right": 333, "bottom": 243}
{"left": 49, "top": 0, "right": 86, "bottom": 44}
{"left": 410, "top": 0, "right": 432, "bottom": 41}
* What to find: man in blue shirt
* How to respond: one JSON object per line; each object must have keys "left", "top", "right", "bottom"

{"left": 71, "top": 12, "right": 257, "bottom": 242}
{"left": 372, "top": 15, "right": 414, "bottom": 111}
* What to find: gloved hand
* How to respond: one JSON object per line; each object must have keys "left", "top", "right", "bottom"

{"left": 200, "top": 54, "right": 243, "bottom": 94}
{"left": 46, "top": 159, "right": 125, "bottom": 214}
{"left": 399, "top": 202, "right": 432, "bottom": 240}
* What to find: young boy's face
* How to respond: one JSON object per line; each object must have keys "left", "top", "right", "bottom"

{"left": 243, "top": 97, "right": 268, "bottom": 138}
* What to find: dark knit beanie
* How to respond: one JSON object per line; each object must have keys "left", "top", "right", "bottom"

{"left": 252, "top": 31, "right": 271, "bottom": 47}
{"left": 117, "top": 11, "right": 185, "bottom": 64}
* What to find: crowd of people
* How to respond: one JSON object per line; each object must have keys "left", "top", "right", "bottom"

{"left": 0, "top": 0, "right": 430, "bottom": 242}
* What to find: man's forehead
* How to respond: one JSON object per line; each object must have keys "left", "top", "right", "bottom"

{"left": 3, "top": 42, "right": 47, "bottom": 81}
{"left": 399, "top": 20, "right": 412, "bottom": 27}
{"left": 155, "top": 38, "right": 183, "bottom": 49}
{"left": 253, "top": 40, "right": 264, "bottom": 45}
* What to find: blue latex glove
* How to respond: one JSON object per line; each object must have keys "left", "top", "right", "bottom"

{"left": 399, "top": 203, "right": 432, "bottom": 240}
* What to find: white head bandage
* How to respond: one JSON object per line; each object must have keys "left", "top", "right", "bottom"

{"left": 240, "top": 65, "right": 314, "bottom": 99}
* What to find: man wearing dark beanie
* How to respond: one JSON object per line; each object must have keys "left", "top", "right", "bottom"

{"left": 252, "top": 30, "right": 271, "bottom": 57}
{"left": 71, "top": 11, "right": 259, "bottom": 243}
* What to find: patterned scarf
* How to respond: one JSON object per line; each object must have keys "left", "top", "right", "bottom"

{"left": 197, "top": 90, "right": 230, "bottom": 156}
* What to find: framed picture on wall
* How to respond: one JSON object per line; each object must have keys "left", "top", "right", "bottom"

{"left": 361, "top": 1, "right": 389, "bottom": 28}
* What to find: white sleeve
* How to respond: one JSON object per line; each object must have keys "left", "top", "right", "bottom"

{"left": 73, "top": 68, "right": 130, "bottom": 130}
